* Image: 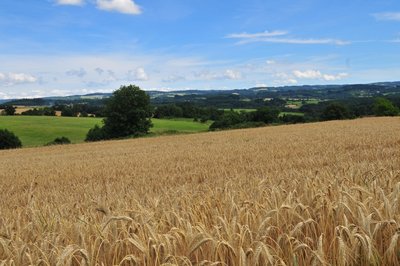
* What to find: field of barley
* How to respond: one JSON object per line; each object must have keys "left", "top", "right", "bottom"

{"left": 0, "top": 117, "right": 399, "bottom": 265}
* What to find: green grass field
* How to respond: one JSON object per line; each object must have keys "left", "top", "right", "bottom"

{"left": 0, "top": 116, "right": 210, "bottom": 147}
{"left": 285, "top": 99, "right": 320, "bottom": 109}
{"left": 279, "top": 112, "right": 305, "bottom": 117}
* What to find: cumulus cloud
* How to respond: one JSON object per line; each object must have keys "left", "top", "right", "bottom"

{"left": 194, "top": 69, "right": 242, "bottom": 81}
{"left": 293, "top": 70, "right": 348, "bottom": 81}
{"left": 373, "top": 12, "right": 400, "bottom": 21}
{"left": 0, "top": 72, "right": 38, "bottom": 86}
{"left": 128, "top": 67, "right": 148, "bottom": 81}
{"left": 66, "top": 68, "right": 87, "bottom": 78}
{"left": 273, "top": 72, "right": 298, "bottom": 85}
{"left": 55, "top": 0, "right": 84, "bottom": 5}
{"left": 227, "top": 30, "right": 349, "bottom": 45}
{"left": 96, "top": 0, "right": 142, "bottom": 15}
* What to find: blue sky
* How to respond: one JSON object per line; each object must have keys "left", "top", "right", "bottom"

{"left": 0, "top": 0, "right": 400, "bottom": 98}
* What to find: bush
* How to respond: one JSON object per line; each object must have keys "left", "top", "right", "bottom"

{"left": 85, "top": 125, "right": 108, "bottom": 142}
{"left": 373, "top": 98, "right": 399, "bottom": 116}
{"left": 46, "top": 137, "right": 71, "bottom": 146}
{"left": 0, "top": 129, "right": 22, "bottom": 150}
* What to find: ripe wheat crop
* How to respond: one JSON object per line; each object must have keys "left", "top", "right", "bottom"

{"left": 0, "top": 117, "right": 399, "bottom": 265}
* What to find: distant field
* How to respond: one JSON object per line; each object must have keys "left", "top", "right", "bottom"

{"left": 285, "top": 98, "right": 320, "bottom": 109}
{"left": 0, "top": 116, "right": 210, "bottom": 147}
{"left": 0, "top": 117, "right": 399, "bottom": 265}
{"left": 279, "top": 111, "right": 305, "bottom": 117}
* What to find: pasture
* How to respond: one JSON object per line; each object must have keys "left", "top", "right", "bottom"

{"left": 0, "top": 116, "right": 210, "bottom": 147}
{"left": 0, "top": 117, "right": 399, "bottom": 265}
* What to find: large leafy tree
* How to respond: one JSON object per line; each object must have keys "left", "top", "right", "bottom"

{"left": 102, "top": 85, "right": 153, "bottom": 138}
{"left": 4, "top": 105, "right": 16, "bottom": 115}
{"left": 372, "top": 97, "right": 399, "bottom": 116}
{"left": 321, "top": 103, "right": 351, "bottom": 121}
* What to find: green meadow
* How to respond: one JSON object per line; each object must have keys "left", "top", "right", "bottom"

{"left": 0, "top": 116, "right": 210, "bottom": 147}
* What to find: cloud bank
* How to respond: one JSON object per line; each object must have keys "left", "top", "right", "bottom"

{"left": 56, "top": 0, "right": 142, "bottom": 15}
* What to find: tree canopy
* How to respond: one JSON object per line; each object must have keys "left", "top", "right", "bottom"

{"left": 86, "top": 85, "right": 153, "bottom": 141}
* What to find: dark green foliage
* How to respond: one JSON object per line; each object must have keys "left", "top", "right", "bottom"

{"left": 21, "top": 107, "right": 56, "bottom": 116}
{"left": 46, "top": 137, "right": 71, "bottom": 146}
{"left": 154, "top": 103, "right": 224, "bottom": 121}
{"left": 250, "top": 107, "right": 280, "bottom": 124}
{"left": 372, "top": 98, "right": 399, "bottom": 116}
{"left": 280, "top": 114, "right": 306, "bottom": 124}
{"left": 85, "top": 125, "right": 108, "bottom": 142}
{"left": 209, "top": 107, "right": 279, "bottom": 131}
{"left": 0, "top": 129, "right": 22, "bottom": 150}
{"left": 61, "top": 106, "right": 77, "bottom": 117}
{"left": 209, "top": 111, "right": 246, "bottom": 130}
{"left": 102, "top": 85, "right": 153, "bottom": 138}
{"left": 321, "top": 103, "right": 351, "bottom": 121}
{"left": 154, "top": 104, "right": 183, "bottom": 118}
{"left": 4, "top": 105, "right": 16, "bottom": 115}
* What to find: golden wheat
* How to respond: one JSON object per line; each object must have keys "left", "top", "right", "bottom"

{"left": 0, "top": 117, "right": 399, "bottom": 265}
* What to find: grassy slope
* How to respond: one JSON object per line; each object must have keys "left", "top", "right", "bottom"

{"left": 0, "top": 116, "right": 210, "bottom": 147}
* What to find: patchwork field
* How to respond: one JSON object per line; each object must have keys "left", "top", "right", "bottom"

{"left": 0, "top": 116, "right": 210, "bottom": 147}
{"left": 0, "top": 117, "right": 399, "bottom": 265}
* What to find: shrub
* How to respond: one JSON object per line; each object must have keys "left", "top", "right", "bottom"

{"left": 46, "top": 137, "right": 71, "bottom": 146}
{"left": 85, "top": 125, "right": 108, "bottom": 142}
{"left": 0, "top": 129, "right": 22, "bottom": 150}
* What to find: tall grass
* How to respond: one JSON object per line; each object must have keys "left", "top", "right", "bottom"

{"left": 0, "top": 117, "right": 399, "bottom": 265}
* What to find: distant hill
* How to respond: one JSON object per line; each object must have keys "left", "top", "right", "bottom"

{"left": 2, "top": 81, "right": 400, "bottom": 108}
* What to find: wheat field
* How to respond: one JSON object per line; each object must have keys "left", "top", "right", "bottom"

{"left": 0, "top": 117, "right": 399, "bottom": 265}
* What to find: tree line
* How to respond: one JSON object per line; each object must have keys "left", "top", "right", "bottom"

{"left": 1, "top": 85, "right": 399, "bottom": 149}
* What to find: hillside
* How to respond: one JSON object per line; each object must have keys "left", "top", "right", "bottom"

{"left": 3, "top": 81, "right": 400, "bottom": 108}
{"left": 0, "top": 117, "right": 399, "bottom": 264}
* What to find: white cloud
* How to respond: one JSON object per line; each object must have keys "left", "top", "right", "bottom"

{"left": 373, "top": 12, "right": 400, "bottom": 21}
{"left": 66, "top": 68, "right": 87, "bottom": 77}
{"left": 55, "top": 0, "right": 84, "bottom": 5}
{"left": 224, "top": 69, "right": 242, "bottom": 80}
{"left": 96, "top": 0, "right": 142, "bottom": 15}
{"left": 273, "top": 72, "right": 298, "bottom": 85}
{"left": 227, "top": 30, "right": 349, "bottom": 45}
{"left": 194, "top": 69, "right": 242, "bottom": 81}
{"left": 293, "top": 70, "right": 348, "bottom": 81}
{"left": 128, "top": 67, "right": 148, "bottom": 81}
{"left": 0, "top": 72, "right": 38, "bottom": 86}
{"left": 226, "top": 30, "right": 288, "bottom": 39}
{"left": 293, "top": 70, "right": 322, "bottom": 79}
{"left": 266, "top": 60, "right": 276, "bottom": 65}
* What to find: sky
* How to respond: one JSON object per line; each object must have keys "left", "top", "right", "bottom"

{"left": 0, "top": 0, "right": 400, "bottom": 99}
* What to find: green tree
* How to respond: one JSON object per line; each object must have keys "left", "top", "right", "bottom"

{"left": 86, "top": 85, "right": 153, "bottom": 141}
{"left": 4, "top": 105, "right": 16, "bottom": 115}
{"left": 0, "top": 129, "right": 22, "bottom": 149}
{"left": 321, "top": 103, "right": 350, "bottom": 121}
{"left": 251, "top": 107, "right": 280, "bottom": 124}
{"left": 372, "top": 97, "right": 399, "bottom": 116}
